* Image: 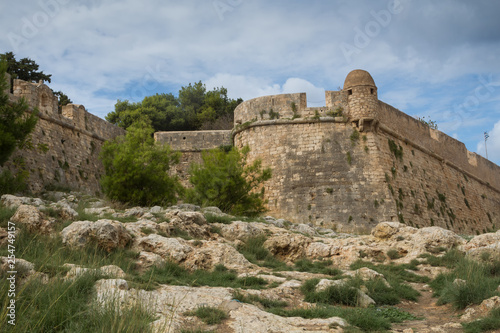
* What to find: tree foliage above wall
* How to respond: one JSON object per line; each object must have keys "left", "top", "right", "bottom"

{"left": 1, "top": 52, "right": 52, "bottom": 83}
{"left": 0, "top": 52, "right": 72, "bottom": 110}
{"left": 105, "top": 81, "right": 242, "bottom": 132}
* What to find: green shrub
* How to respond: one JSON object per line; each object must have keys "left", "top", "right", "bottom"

{"left": 0, "top": 204, "right": 16, "bottom": 228}
{"left": 237, "top": 235, "right": 288, "bottom": 270}
{"left": 0, "top": 169, "right": 28, "bottom": 195}
{"left": 422, "top": 249, "right": 465, "bottom": 268}
{"left": 100, "top": 120, "right": 182, "bottom": 206}
{"left": 430, "top": 256, "right": 500, "bottom": 309}
{"left": 301, "top": 279, "right": 359, "bottom": 306}
{"left": 188, "top": 306, "right": 227, "bottom": 325}
{"left": 186, "top": 146, "right": 271, "bottom": 216}
{"left": 386, "top": 249, "right": 402, "bottom": 260}
{"left": 293, "top": 259, "right": 342, "bottom": 276}
{"left": 232, "top": 290, "right": 288, "bottom": 309}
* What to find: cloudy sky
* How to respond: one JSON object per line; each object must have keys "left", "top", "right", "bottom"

{"left": 1, "top": 0, "right": 499, "bottom": 164}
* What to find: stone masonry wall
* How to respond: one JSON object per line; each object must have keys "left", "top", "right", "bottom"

{"left": 232, "top": 90, "right": 500, "bottom": 233}
{"left": 234, "top": 119, "right": 392, "bottom": 233}
{"left": 2, "top": 79, "right": 125, "bottom": 194}
{"left": 154, "top": 130, "right": 232, "bottom": 187}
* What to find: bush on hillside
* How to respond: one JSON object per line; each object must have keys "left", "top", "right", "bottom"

{"left": 100, "top": 120, "right": 182, "bottom": 206}
{"left": 186, "top": 146, "right": 271, "bottom": 216}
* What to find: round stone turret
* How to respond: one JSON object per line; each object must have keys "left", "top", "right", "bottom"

{"left": 343, "top": 70, "right": 379, "bottom": 128}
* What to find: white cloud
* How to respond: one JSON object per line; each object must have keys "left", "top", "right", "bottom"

{"left": 204, "top": 74, "right": 325, "bottom": 106}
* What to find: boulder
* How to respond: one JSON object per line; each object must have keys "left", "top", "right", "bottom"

{"left": 11, "top": 204, "right": 54, "bottom": 233}
{"left": 136, "top": 251, "right": 165, "bottom": 270}
{"left": 61, "top": 219, "right": 132, "bottom": 251}
{"left": 414, "top": 227, "right": 466, "bottom": 253}
{"left": 83, "top": 207, "right": 115, "bottom": 217}
{"left": 160, "top": 210, "right": 212, "bottom": 239}
{"left": 344, "top": 267, "right": 390, "bottom": 287}
{"left": 357, "top": 289, "right": 376, "bottom": 308}
{"left": 290, "top": 223, "right": 318, "bottom": 236}
{"left": 219, "top": 221, "right": 265, "bottom": 241}
{"left": 461, "top": 296, "right": 500, "bottom": 322}
{"left": 226, "top": 302, "right": 346, "bottom": 332}
{"left": 371, "top": 222, "right": 406, "bottom": 240}
{"left": 1, "top": 194, "right": 44, "bottom": 208}
{"left": 462, "top": 230, "right": 500, "bottom": 252}
{"left": 134, "top": 234, "right": 192, "bottom": 262}
{"left": 315, "top": 278, "right": 347, "bottom": 292}
{"left": 263, "top": 233, "right": 312, "bottom": 262}
{"left": 64, "top": 264, "right": 126, "bottom": 280}
{"left": 183, "top": 241, "right": 255, "bottom": 271}
{"left": 124, "top": 220, "right": 161, "bottom": 238}
{"left": 200, "top": 206, "right": 224, "bottom": 215}
{"left": 165, "top": 210, "right": 207, "bottom": 226}
{"left": 0, "top": 257, "right": 35, "bottom": 278}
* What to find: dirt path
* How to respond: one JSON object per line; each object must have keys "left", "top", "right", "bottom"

{"left": 390, "top": 283, "right": 464, "bottom": 333}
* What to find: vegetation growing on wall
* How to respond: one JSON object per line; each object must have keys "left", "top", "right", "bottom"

{"left": 388, "top": 139, "right": 403, "bottom": 161}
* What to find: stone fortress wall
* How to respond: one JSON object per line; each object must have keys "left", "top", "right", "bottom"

{"left": 4, "top": 70, "right": 497, "bottom": 234}
{"left": 162, "top": 70, "right": 499, "bottom": 234}
{"left": 1, "top": 74, "right": 125, "bottom": 194}
{"left": 154, "top": 130, "right": 232, "bottom": 187}
{"left": 227, "top": 70, "right": 500, "bottom": 233}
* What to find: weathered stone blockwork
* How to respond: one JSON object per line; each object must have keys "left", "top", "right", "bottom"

{"left": 2, "top": 79, "right": 125, "bottom": 193}
{"left": 154, "top": 130, "right": 232, "bottom": 187}
{"left": 228, "top": 70, "right": 499, "bottom": 233}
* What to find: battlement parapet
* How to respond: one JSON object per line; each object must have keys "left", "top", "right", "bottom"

{"left": 2, "top": 76, "right": 125, "bottom": 193}
{"left": 155, "top": 130, "right": 232, "bottom": 151}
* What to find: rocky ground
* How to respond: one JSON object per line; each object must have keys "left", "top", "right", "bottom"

{"left": 0, "top": 192, "right": 499, "bottom": 332}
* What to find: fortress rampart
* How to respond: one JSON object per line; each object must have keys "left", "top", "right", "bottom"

{"left": 228, "top": 70, "right": 499, "bottom": 233}
{"left": 2, "top": 76, "right": 125, "bottom": 193}
{"left": 154, "top": 130, "right": 232, "bottom": 187}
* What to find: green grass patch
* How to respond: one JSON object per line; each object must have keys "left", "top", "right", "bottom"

{"left": 430, "top": 257, "right": 500, "bottom": 309}
{"left": 0, "top": 204, "right": 16, "bottom": 228}
{"left": 0, "top": 271, "right": 155, "bottom": 332}
{"left": 293, "top": 258, "right": 342, "bottom": 276}
{"left": 270, "top": 305, "right": 393, "bottom": 332}
{"left": 300, "top": 278, "right": 359, "bottom": 306}
{"left": 187, "top": 306, "right": 228, "bottom": 325}
{"left": 132, "top": 263, "right": 267, "bottom": 290}
{"left": 237, "top": 235, "right": 289, "bottom": 270}
{"left": 347, "top": 260, "right": 426, "bottom": 304}
{"left": 421, "top": 249, "right": 465, "bottom": 268}
{"left": 386, "top": 249, "right": 402, "bottom": 260}
{"left": 232, "top": 290, "right": 288, "bottom": 309}
{"left": 0, "top": 225, "right": 138, "bottom": 278}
